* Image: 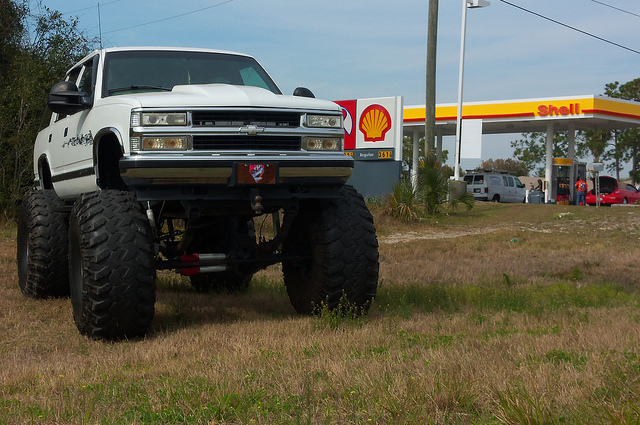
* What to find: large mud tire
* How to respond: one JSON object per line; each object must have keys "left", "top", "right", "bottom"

{"left": 17, "top": 190, "right": 70, "bottom": 298}
{"left": 69, "top": 191, "right": 156, "bottom": 340}
{"left": 282, "top": 185, "right": 379, "bottom": 314}
{"left": 189, "top": 218, "right": 256, "bottom": 293}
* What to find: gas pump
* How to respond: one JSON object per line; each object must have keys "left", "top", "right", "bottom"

{"left": 552, "top": 159, "right": 587, "bottom": 205}
{"left": 552, "top": 158, "right": 572, "bottom": 205}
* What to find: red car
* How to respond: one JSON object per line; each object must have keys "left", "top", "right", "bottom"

{"left": 586, "top": 176, "right": 640, "bottom": 205}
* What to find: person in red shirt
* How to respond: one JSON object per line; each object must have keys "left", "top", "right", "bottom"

{"left": 575, "top": 177, "right": 588, "bottom": 206}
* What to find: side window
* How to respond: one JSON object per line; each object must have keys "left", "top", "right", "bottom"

{"left": 78, "top": 58, "right": 95, "bottom": 96}
{"left": 514, "top": 177, "right": 524, "bottom": 188}
{"left": 54, "top": 67, "right": 82, "bottom": 122}
{"left": 508, "top": 177, "right": 515, "bottom": 187}
{"left": 67, "top": 67, "right": 82, "bottom": 85}
{"left": 502, "top": 176, "right": 508, "bottom": 186}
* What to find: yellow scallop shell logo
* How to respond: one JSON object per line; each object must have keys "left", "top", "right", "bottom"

{"left": 359, "top": 104, "right": 392, "bottom": 142}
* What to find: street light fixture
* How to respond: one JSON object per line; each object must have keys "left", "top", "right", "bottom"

{"left": 453, "top": 0, "right": 490, "bottom": 180}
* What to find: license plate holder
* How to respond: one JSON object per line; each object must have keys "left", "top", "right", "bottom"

{"left": 237, "top": 163, "right": 277, "bottom": 184}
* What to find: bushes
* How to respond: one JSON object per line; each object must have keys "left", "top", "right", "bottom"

{"left": 381, "top": 159, "right": 474, "bottom": 221}
{"left": 0, "top": 2, "right": 96, "bottom": 215}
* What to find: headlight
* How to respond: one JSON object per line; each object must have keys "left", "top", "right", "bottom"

{"left": 306, "top": 114, "right": 342, "bottom": 128}
{"left": 304, "top": 137, "right": 342, "bottom": 151}
{"left": 131, "top": 112, "right": 187, "bottom": 126}
{"left": 141, "top": 137, "right": 188, "bottom": 150}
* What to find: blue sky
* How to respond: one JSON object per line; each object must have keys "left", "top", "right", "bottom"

{"left": 33, "top": 0, "right": 640, "bottom": 171}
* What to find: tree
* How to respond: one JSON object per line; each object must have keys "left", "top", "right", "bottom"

{"left": 598, "top": 130, "right": 625, "bottom": 180}
{"left": 0, "top": 0, "right": 26, "bottom": 81}
{"left": 581, "top": 129, "right": 609, "bottom": 163}
{"left": 511, "top": 131, "right": 578, "bottom": 176}
{"left": 510, "top": 130, "right": 593, "bottom": 177}
{"left": 479, "top": 158, "right": 530, "bottom": 176}
{"left": 605, "top": 79, "right": 640, "bottom": 185}
{"left": 0, "top": 1, "right": 96, "bottom": 212}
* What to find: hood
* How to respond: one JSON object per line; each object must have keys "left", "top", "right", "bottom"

{"left": 592, "top": 176, "right": 619, "bottom": 188}
{"left": 115, "top": 84, "right": 340, "bottom": 111}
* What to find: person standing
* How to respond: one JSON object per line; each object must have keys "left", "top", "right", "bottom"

{"left": 575, "top": 176, "right": 588, "bottom": 206}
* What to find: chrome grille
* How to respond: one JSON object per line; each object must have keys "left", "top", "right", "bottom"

{"left": 193, "top": 135, "right": 301, "bottom": 151}
{"left": 192, "top": 111, "right": 300, "bottom": 128}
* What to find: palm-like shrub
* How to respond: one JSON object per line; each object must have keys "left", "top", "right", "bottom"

{"left": 418, "top": 158, "right": 450, "bottom": 215}
{"left": 380, "top": 158, "right": 474, "bottom": 221}
{"left": 382, "top": 181, "right": 420, "bottom": 222}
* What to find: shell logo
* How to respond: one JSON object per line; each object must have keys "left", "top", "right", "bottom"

{"left": 359, "top": 104, "right": 392, "bottom": 142}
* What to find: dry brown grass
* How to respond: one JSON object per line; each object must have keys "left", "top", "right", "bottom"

{"left": 1, "top": 203, "right": 639, "bottom": 424}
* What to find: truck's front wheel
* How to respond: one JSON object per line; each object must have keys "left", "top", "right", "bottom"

{"left": 69, "top": 190, "right": 156, "bottom": 340}
{"left": 282, "top": 185, "right": 379, "bottom": 314}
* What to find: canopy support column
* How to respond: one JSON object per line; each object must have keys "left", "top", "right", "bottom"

{"left": 411, "top": 128, "right": 420, "bottom": 189}
{"left": 545, "top": 122, "right": 554, "bottom": 203}
{"left": 436, "top": 131, "right": 443, "bottom": 166}
{"left": 567, "top": 123, "right": 576, "bottom": 203}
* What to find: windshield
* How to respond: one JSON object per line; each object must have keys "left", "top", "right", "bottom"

{"left": 102, "top": 50, "right": 281, "bottom": 96}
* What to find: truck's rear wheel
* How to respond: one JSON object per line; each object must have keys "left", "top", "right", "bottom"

{"left": 69, "top": 190, "right": 156, "bottom": 340}
{"left": 188, "top": 217, "right": 256, "bottom": 293}
{"left": 17, "top": 190, "right": 70, "bottom": 298}
{"left": 282, "top": 185, "right": 379, "bottom": 314}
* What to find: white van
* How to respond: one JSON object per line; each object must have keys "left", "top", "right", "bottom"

{"left": 463, "top": 172, "right": 527, "bottom": 203}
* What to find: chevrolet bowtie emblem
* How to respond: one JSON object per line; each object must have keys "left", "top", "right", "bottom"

{"left": 239, "top": 125, "right": 265, "bottom": 135}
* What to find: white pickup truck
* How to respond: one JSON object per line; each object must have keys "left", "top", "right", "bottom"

{"left": 17, "top": 47, "right": 379, "bottom": 340}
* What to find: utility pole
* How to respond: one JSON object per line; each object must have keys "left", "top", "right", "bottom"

{"left": 425, "top": 0, "right": 439, "bottom": 162}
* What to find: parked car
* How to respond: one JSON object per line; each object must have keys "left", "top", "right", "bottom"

{"left": 586, "top": 176, "right": 640, "bottom": 205}
{"left": 463, "top": 172, "right": 526, "bottom": 203}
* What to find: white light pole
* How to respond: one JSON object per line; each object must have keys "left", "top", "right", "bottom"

{"left": 454, "top": 0, "right": 490, "bottom": 180}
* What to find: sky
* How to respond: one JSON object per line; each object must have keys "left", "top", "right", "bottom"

{"left": 32, "top": 0, "right": 640, "bottom": 173}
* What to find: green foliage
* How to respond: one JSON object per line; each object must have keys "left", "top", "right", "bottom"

{"left": 381, "top": 181, "right": 420, "bottom": 222}
{"left": 583, "top": 129, "right": 611, "bottom": 163}
{"left": 380, "top": 158, "right": 474, "bottom": 221}
{"left": 510, "top": 131, "right": 589, "bottom": 177}
{"left": 314, "top": 294, "right": 368, "bottom": 330}
{"left": 377, "top": 281, "right": 637, "bottom": 316}
{"left": 418, "top": 157, "right": 450, "bottom": 215}
{"left": 447, "top": 189, "right": 475, "bottom": 213}
{"left": 0, "top": 1, "right": 97, "bottom": 214}
{"left": 603, "top": 79, "right": 640, "bottom": 184}
{"left": 497, "top": 386, "right": 566, "bottom": 424}
{"left": 419, "top": 158, "right": 474, "bottom": 215}
{"left": 480, "top": 157, "right": 531, "bottom": 176}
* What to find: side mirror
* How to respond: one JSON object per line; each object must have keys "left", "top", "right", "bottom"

{"left": 48, "top": 81, "right": 90, "bottom": 115}
{"left": 293, "top": 87, "right": 315, "bottom": 98}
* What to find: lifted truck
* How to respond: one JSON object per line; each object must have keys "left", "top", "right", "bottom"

{"left": 17, "top": 47, "right": 379, "bottom": 340}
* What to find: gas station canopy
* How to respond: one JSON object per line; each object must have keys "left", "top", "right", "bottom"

{"left": 402, "top": 95, "right": 640, "bottom": 204}
{"left": 403, "top": 95, "right": 640, "bottom": 136}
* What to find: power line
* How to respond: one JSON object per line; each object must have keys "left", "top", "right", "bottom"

{"left": 103, "top": 0, "right": 236, "bottom": 35}
{"left": 498, "top": 0, "right": 640, "bottom": 55}
{"left": 61, "top": 0, "right": 125, "bottom": 15}
{"left": 587, "top": 0, "right": 640, "bottom": 19}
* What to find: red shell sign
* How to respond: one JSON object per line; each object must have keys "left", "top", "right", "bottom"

{"left": 359, "top": 104, "right": 392, "bottom": 142}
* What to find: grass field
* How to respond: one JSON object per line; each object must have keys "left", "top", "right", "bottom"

{"left": 1, "top": 202, "right": 639, "bottom": 424}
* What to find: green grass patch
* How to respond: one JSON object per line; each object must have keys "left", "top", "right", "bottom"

{"left": 376, "top": 281, "right": 638, "bottom": 316}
